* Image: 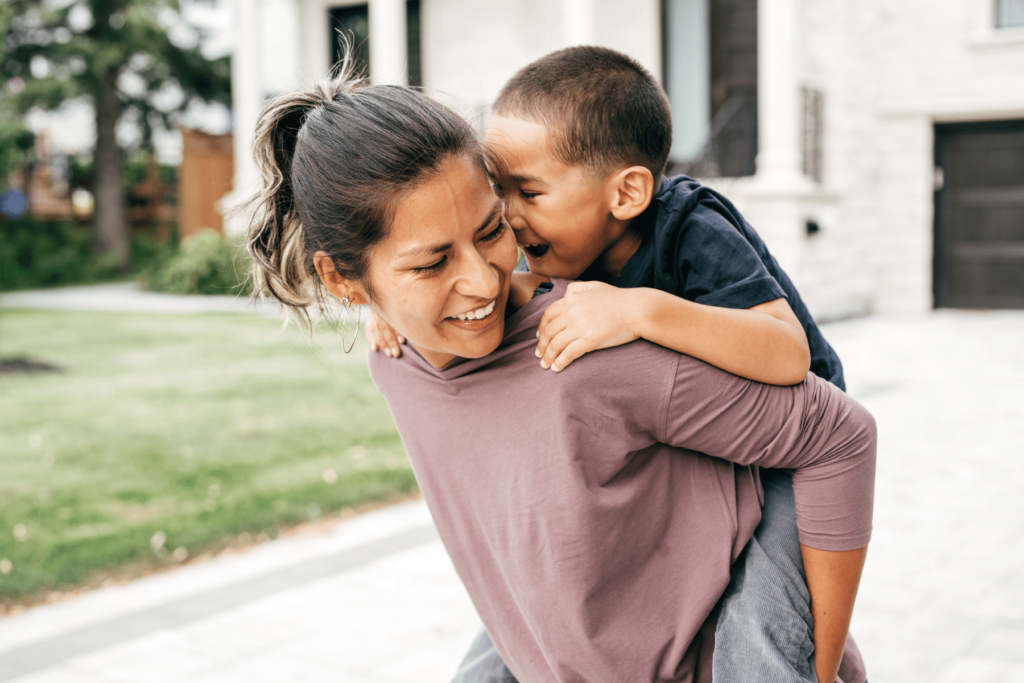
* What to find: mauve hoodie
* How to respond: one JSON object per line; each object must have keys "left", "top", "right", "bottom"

{"left": 369, "top": 279, "right": 875, "bottom": 683}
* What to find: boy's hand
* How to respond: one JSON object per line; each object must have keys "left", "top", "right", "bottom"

{"left": 536, "top": 281, "right": 640, "bottom": 371}
{"left": 366, "top": 311, "right": 405, "bottom": 357}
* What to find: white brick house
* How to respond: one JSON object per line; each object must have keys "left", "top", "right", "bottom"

{"left": 232, "top": 0, "right": 1024, "bottom": 317}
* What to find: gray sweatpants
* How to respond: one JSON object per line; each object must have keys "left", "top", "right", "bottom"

{"left": 451, "top": 469, "right": 816, "bottom": 683}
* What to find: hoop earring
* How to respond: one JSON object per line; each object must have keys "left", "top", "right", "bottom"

{"left": 340, "top": 296, "right": 361, "bottom": 354}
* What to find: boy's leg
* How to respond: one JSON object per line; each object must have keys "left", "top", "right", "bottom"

{"left": 451, "top": 628, "right": 518, "bottom": 683}
{"left": 713, "top": 469, "right": 817, "bottom": 683}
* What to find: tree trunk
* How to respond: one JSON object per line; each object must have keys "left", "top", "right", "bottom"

{"left": 93, "top": 69, "right": 130, "bottom": 270}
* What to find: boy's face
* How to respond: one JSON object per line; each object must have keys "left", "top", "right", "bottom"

{"left": 485, "top": 116, "right": 623, "bottom": 279}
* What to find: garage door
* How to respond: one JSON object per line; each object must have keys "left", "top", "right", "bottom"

{"left": 934, "top": 120, "right": 1024, "bottom": 309}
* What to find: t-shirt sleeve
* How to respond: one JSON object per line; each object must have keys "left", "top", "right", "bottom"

{"left": 658, "top": 354, "right": 876, "bottom": 551}
{"left": 667, "top": 199, "right": 787, "bottom": 309}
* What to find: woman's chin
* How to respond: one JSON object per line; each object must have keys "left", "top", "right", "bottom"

{"left": 410, "top": 319, "right": 505, "bottom": 368}
{"left": 446, "top": 321, "right": 505, "bottom": 359}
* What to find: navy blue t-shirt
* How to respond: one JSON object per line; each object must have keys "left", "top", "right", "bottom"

{"left": 584, "top": 175, "right": 845, "bottom": 390}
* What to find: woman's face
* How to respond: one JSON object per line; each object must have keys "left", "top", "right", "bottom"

{"left": 359, "top": 154, "right": 519, "bottom": 368}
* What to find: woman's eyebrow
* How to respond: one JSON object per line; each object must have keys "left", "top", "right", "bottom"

{"left": 396, "top": 241, "right": 453, "bottom": 260}
{"left": 475, "top": 202, "right": 502, "bottom": 233}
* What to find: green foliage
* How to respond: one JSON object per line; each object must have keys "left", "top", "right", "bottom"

{"left": 0, "top": 112, "right": 34, "bottom": 185}
{"left": 0, "top": 4, "right": 34, "bottom": 186}
{"left": 131, "top": 228, "right": 178, "bottom": 274}
{"left": 0, "top": 309, "right": 412, "bottom": 604}
{"left": 2, "top": 0, "right": 231, "bottom": 265}
{"left": 0, "top": 217, "right": 120, "bottom": 291}
{"left": 0, "top": 219, "right": 250, "bottom": 295}
{"left": 69, "top": 154, "right": 178, "bottom": 191}
{"left": 144, "top": 230, "right": 252, "bottom": 296}
{"left": 1, "top": 0, "right": 231, "bottom": 153}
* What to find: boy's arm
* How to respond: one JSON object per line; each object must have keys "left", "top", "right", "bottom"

{"left": 802, "top": 545, "right": 868, "bottom": 683}
{"left": 536, "top": 281, "right": 811, "bottom": 384}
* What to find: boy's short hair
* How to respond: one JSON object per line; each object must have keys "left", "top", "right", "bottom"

{"left": 493, "top": 46, "right": 673, "bottom": 181}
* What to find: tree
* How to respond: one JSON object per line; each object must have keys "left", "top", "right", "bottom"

{"left": 0, "top": 6, "right": 35, "bottom": 185}
{"left": 1, "top": 0, "right": 230, "bottom": 270}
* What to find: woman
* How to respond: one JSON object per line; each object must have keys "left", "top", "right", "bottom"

{"left": 244, "top": 69, "right": 874, "bottom": 683}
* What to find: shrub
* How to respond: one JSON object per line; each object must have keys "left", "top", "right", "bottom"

{"left": 132, "top": 230, "right": 178, "bottom": 281}
{"left": 144, "top": 230, "right": 252, "bottom": 296}
{"left": 0, "top": 217, "right": 120, "bottom": 291}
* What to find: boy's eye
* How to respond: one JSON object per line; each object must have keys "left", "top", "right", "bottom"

{"left": 413, "top": 256, "right": 447, "bottom": 274}
{"left": 480, "top": 220, "right": 507, "bottom": 243}
{"left": 519, "top": 190, "right": 539, "bottom": 200}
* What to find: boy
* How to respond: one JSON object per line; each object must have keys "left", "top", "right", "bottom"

{"left": 371, "top": 47, "right": 865, "bottom": 683}
{"left": 487, "top": 45, "right": 859, "bottom": 683}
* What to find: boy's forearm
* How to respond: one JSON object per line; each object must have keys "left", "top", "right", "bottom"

{"left": 632, "top": 288, "right": 811, "bottom": 385}
{"left": 800, "top": 545, "right": 868, "bottom": 683}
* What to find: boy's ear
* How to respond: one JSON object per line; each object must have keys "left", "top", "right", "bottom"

{"left": 608, "top": 166, "right": 654, "bottom": 221}
{"left": 313, "top": 252, "right": 370, "bottom": 305}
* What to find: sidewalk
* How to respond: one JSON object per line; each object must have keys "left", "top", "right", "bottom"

{"left": 1, "top": 309, "right": 1023, "bottom": 682}
{"left": 0, "top": 282, "right": 278, "bottom": 315}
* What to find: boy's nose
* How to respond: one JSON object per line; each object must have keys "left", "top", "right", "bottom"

{"left": 507, "top": 214, "right": 533, "bottom": 239}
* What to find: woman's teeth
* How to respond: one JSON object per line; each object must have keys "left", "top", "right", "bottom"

{"left": 451, "top": 300, "right": 496, "bottom": 321}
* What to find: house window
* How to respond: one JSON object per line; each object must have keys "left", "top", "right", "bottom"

{"left": 330, "top": 5, "right": 370, "bottom": 76}
{"left": 996, "top": 0, "right": 1024, "bottom": 28}
{"left": 329, "top": 2, "right": 423, "bottom": 86}
{"left": 663, "top": 0, "right": 758, "bottom": 178}
{"left": 406, "top": 1, "right": 422, "bottom": 87}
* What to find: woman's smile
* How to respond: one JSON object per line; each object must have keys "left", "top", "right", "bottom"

{"left": 447, "top": 299, "right": 497, "bottom": 322}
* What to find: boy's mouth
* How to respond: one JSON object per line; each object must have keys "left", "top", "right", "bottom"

{"left": 522, "top": 243, "right": 550, "bottom": 259}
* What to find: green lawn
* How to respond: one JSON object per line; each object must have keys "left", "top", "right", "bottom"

{"left": 0, "top": 308, "right": 414, "bottom": 605}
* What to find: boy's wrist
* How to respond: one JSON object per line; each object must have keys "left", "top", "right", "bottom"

{"left": 629, "top": 288, "right": 681, "bottom": 343}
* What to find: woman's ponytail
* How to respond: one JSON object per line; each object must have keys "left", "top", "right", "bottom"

{"left": 243, "top": 57, "right": 481, "bottom": 325}
{"left": 245, "top": 67, "right": 359, "bottom": 324}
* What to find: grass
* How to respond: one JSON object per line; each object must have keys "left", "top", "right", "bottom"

{"left": 0, "top": 308, "right": 415, "bottom": 605}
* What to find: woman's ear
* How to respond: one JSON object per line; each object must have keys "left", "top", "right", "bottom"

{"left": 609, "top": 166, "right": 654, "bottom": 221}
{"left": 313, "top": 252, "right": 369, "bottom": 305}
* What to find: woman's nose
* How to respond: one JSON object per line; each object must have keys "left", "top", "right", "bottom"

{"left": 455, "top": 246, "right": 501, "bottom": 300}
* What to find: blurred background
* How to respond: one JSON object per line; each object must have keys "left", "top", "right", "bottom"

{"left": 1, "top": 0, "right": 1023, "bottom": 682}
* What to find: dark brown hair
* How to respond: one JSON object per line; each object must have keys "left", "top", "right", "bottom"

{"left": 492, "top": 46, "right": 672, "bottom": 181}
{"left": 244, "top": 61, "right": 481, "bottom": 324}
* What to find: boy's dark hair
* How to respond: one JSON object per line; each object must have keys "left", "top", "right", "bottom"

{"left": 493, "top": 46, "right": 672, "bottom": 181}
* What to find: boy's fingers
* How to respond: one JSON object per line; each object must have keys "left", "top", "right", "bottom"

{"left": 565, "top": 281, "right": 596, "bottom": 296}
{"left": 364, "top": 317, "right": 381, "bottom": 352}
{"left": 550, "top": 339, "right": 591, "bottom": 372}
{"left": 381, "top": 326, "right": 403, "bottom": 358}
{"left": 540, "top": 328, "right": 577, "bottom": 369}
{"left": 536, "top": 313, "right": 570, "bottom": 358}
{"left": 537, "top": 299, "right": 567, "bottom": 337}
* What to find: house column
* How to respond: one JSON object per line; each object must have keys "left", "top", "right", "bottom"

{"left": 755, "top": 0, "right": 808, "bottom": 188}
{"left": 225, "top": 0, "right": 262, "bottom": 234}
{"left": 297, "top": 0, "right": 330, "bottom": 83}
{"left": 369, "top": 0, "right": 407, "bottom": 86}
{"left": 563, "top": 0, "right": 596, "bottom": 46}
{"left": 735, "top": 0, "right": 812, "bottom": 274}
